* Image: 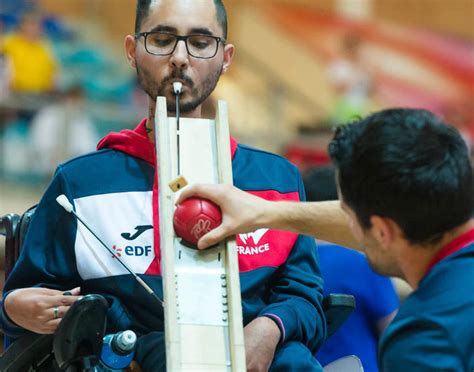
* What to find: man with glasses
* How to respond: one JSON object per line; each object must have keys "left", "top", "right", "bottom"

{"left": 1, "top": 1, "right": 326, "bottom": 371}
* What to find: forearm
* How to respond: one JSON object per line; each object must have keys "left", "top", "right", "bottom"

{"left": 244, "top": 316, "right": 281, "bottom": 370}
{"left": 263, "top": 200, "right": 360, "bottom": 250}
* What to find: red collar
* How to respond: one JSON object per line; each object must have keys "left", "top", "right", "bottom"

{"left": 97, "top": 119, "right": 238, "bottom": 162}
{"left": 425, "top": 227, "right": 474, "bottom": 275}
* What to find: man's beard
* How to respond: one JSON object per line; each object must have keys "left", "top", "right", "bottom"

{"left": 136, "top": 64, "right": 222, "bottom": 113}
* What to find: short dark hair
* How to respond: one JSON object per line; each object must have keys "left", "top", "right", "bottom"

{"left": 135, "top": 0, "right": 228, "bottom": 39}
{"left": 329, "top": 108, "right": 473, "bottom": 245}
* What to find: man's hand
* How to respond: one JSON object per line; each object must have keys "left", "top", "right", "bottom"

{"left": 244, "top": 316, "right": 281, "bottom": 372}
{"left": 177, "top": 184, "right": 359, "bottom": 250}
{"left": 176, "top": 184, "right": 271, "bottom": 249}
{"left": 4, "top": 287, "right": 81, "bottom": 334}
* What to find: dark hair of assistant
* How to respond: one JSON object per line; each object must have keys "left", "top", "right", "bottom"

{"left": 329, "top": 108, "right": 473, "bottom": 246}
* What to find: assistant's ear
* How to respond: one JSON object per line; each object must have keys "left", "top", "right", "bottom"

{"left": 370, "top": 215, "right": 396, "bottom": 249}
{"left": 221, "top": 43, "right": 235, "bottom": 74}
{"left": 124, "top": 35, "right": 137, "bottom": 69}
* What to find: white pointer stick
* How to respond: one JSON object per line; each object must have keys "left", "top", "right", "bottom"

{"left": 56, "top": 194, "right": 163, "bottom": 306}
{"left": 173, "top": 81, "right": 183, "bottom": 177}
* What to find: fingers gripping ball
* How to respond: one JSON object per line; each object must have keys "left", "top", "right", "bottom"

{"left": 173, "top": 197, "right": 222, "bottom": 248}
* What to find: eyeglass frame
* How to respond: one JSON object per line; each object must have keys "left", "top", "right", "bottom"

{"left": 135, "top": 31, "right": 226, "bottom": 59}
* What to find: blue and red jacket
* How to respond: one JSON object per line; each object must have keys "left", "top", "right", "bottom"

{"left": 1, "top": 120, "right": 326, "bottom": 352}
{"left": 379, "top": 229, "right": 474, "bottom": 371}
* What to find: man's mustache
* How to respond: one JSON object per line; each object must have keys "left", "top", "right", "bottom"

{"left": 162, "top": 72, "right": 194, "bottom": 88}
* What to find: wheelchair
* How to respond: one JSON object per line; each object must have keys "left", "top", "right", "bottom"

{"left": 0, "top": 208, "right": 359, "bottom": 371}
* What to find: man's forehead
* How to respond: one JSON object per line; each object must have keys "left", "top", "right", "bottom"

{"left": 142, "top": 0, "right": 220, "bottom": 34}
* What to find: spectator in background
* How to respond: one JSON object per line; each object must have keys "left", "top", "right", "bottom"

{"left": 327, "top": 34, "right": 372, "bottom": 125}
{"left": 303, "top": 165, "right": 399, "bottom": 372}
{"left": 0, "top": 51, "right": 13, "bottom": 99}
{"left": 29, "top": 85, "right": 98, "bottom": 177}
{"left": 1, "top": 10, "right": 57, "bottom": 94}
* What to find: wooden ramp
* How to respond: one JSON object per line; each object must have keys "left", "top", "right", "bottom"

{"left": 155, "top": 97, "right": 245, "bottom": 372}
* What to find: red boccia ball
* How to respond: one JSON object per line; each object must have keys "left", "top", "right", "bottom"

{"left": 173, "top": 197, "right": 222, "bottom": 247}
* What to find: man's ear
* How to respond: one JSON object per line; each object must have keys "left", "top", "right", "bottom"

{"left": 221, "top": 43, "right": 235, "bottom": 74}
{"left": 124, "top": 35, "right": 137, "bottom": 69}
{"left": 370, "top": 215, "right": 397, "bottom": 250}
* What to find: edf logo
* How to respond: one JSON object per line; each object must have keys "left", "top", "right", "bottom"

{"left": 124, "top": 245, "right": 152, "bottom": 256}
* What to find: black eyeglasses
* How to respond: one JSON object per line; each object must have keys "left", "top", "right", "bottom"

{"left": 135, "top": 31, "right": 226, "bottom": 59}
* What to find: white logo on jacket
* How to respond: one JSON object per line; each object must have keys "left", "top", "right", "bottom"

{"left": 239, "top": 229, "right": 269, "bottom": 245}
{"left": 74, "top": 191, "right": 154, "bottom": 280}
{"left": 237, "top": 229, "right": 270, "bottom": 255}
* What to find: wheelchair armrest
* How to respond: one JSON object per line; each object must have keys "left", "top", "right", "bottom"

{"left": 0, "top": 214, "right": 20, "bottom": 276}
{"left": 323, "top": 293, "right": 356, "bottom": 339}
{"left": 1, "top": 206, "right": 36, "bottom": 280}
{"left": 0, "top": 214, "right": 20, "bottom": 239}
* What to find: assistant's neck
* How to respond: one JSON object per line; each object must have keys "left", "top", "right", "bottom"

{"left": 401, "top": 219, "right": 474, "bottom": 289}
